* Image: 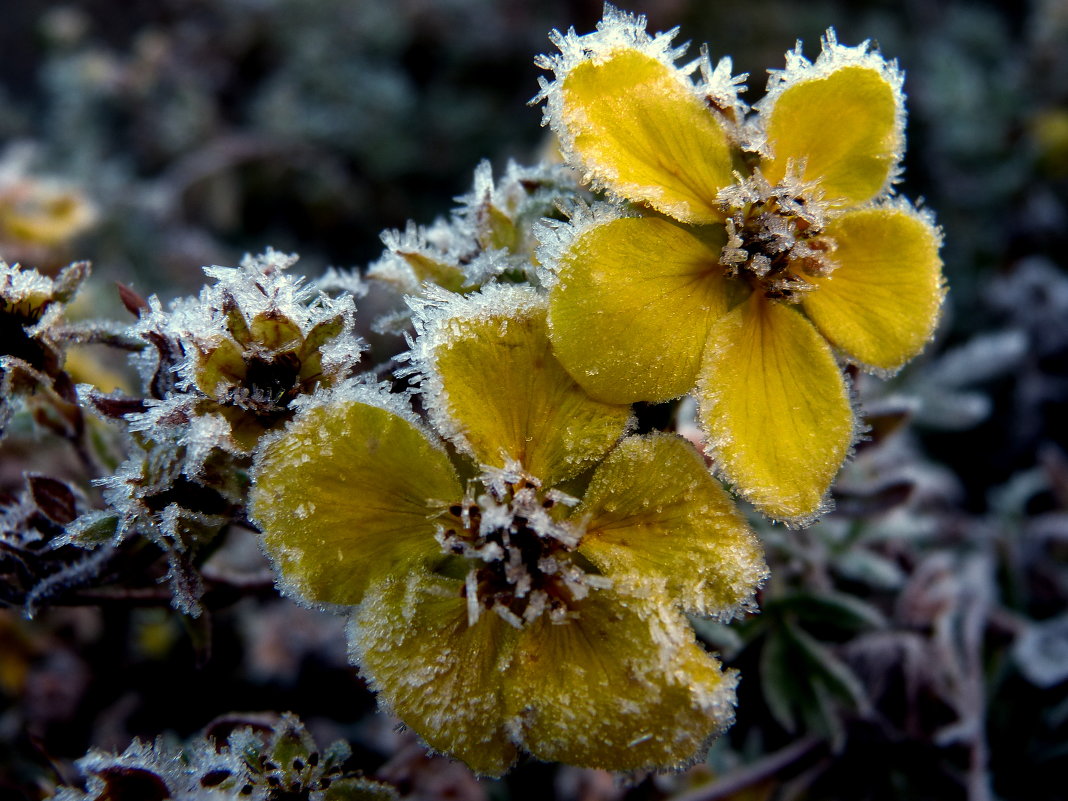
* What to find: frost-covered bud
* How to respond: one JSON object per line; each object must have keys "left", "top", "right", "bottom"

{"left": 69, "top": 251, "right": 365, "bottom": 613}
{"left": 0, "top": 260, "right": 88, "bottom": 438}
{"left": 132, "top": 248, "right": 365, "bottom": 453}
{"left": 365, "top": 160, "right": 583, "bottom": 329}
{"left": 453, "top": 159, "right": 583, "bottom": 266}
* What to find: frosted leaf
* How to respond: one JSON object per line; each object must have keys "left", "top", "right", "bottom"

{"left": 1013, "top": 614, "right": 1068, "bottom": 688}
{"left": 0, "top": 259, "right": 63, "bottom": 308}
{"left": 921, "top": 329, "right": 1027, "bottom": 389}
{"left": 369, "top": 219, "right": 474, "bottom": 295}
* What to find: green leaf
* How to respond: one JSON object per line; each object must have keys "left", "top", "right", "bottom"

{"left": 323, "top": 777, "right": 400, "bottom": 801}
{"left": 785, "top": 622, "right": 870, "bottom": 716}
{"left": 769, "top": 591, "right": 888, "bottom": 633}
{"left": 834, "top": 548, "right": 906, "bottom": 590}
{"left": 760, "top": 628, "right": 800, "bottom": 733}
{"left": 61, "top": 510, "right": 120, "bottom": 547}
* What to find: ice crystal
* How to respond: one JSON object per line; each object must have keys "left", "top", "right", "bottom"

{"left": 49, "top": 712, "right": 397, "bottom": 801}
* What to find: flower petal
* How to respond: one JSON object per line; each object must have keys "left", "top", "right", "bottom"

{"left": 548, "top": 215, "right": 729, "bottom": 404}
{"left": 554, "top": 48, "right": 736, "bottom": 223}
{"left": 350, "top": 572, "right": 519, "bottom": 777}
{"left": 250, "top": 397, "right": 460, "bottom": 606}
{"left": 416, "top": 286, "right": 630, "bottom": 485}
{"left": 503, "top": 586, "right": 737, "bottom": 771}
{"left": 760, "top": 54, "right": 903, "bottom": 206}
{"left": 803, "top": 205, "right": 944, "bottom": 372}
{"left": 577, "top": 433, "right": 767, "bottom": 617}
{"left": 697, "top": 295, "right": 853, "bottom": 524}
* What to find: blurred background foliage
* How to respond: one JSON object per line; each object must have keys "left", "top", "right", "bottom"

{"left": 0, "top": 1, "right": 1066, "bottom": 800}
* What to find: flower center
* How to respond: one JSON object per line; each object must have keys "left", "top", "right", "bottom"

{"left": 717, "top": 172, "right": 837, "bottom": 302}
{"left": 436, "top": 466, "right": 609, "bottom": 628}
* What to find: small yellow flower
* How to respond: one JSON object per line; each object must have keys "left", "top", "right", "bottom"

{"left": 250, "top": 285, "right": 766, "bottom": 775}
{"left": 535, "top": 7, "right": 945, "bottom": 524}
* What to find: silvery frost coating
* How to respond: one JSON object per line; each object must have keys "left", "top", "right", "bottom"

{"left": 365, "top": 159, "right": 584, "bottom": 332}
{"left": 65, "top": 249, "right": 366, "bottom": 614}
{"left": 125, "top": 248, "right": 366, "bottom": 455}
{"left": 249, "top": 284, "right": 768, "bottom": 776}
{"left": 533, "top": 5, "right": 945, "bottom": 526}
{"left": 49, "top": 712, "right": 397, "bottom": 801}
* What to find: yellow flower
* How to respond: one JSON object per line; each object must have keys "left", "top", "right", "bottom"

{"left": 534, "top": 7, "right": 945, "bottom": 524}
{"left": 250, "top": 285, "right": 767, "bottom": 775}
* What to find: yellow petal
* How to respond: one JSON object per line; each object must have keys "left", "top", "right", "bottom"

{"left": 577, "top": 434, "right": 767, "bottom": 617}
{"left": 803, "top": 205, "right": 944, "bottom": 372}
{"left": 761, "top": 61, "right": 902, "bottom": 206}
{"left": 250, "top": 398, "right": 460, "bottom": 606}
{"left": 1, "top": 189, "right": 95, "bottom": 246}
{"left": 418, "top": 287, "right": 630, "bottom": 485}
{"left": 503, "top": 587, "right": 737, "bottom": 771}
{"left": 351, "top": 572, "right": 519, "bottom": 776}
{"left": 549, "top": 215, "right": 730, "bottom": 404}
{"left": 557, "top": 48, "right": 735, "bottom": 223}
{"left": 697, "top": 295, "right": 853, "bottom": 524}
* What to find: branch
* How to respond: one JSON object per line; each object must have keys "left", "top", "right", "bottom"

{"left": 670, "top": 737, "right": 824, "bottom": 801}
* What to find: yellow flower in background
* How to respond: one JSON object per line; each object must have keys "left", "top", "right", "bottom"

{"left": 535, "top": 7, "right": 945, "bottom": 524}
{"left": 250, "top": 285, "right": 767, "bottom": 775}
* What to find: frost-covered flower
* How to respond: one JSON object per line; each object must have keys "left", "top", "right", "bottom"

{"left": 535, "top": 7, "right": 945, "bottom": 524}
{"left": 365, "top": 160, "right": 583, "bottom": 330}
{"left": 250, "top": 285, "right": 766, "bottom": 775}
